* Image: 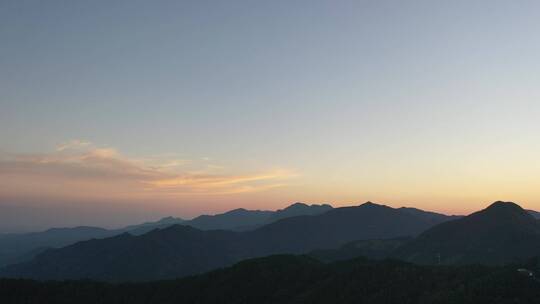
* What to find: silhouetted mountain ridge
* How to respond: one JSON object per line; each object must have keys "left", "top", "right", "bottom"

{"left": 0, "top": 202, "right": 334, "bottom": 267}
{"left": 0, "top": 202, "right": 454, "bottom": 281}
{"left": 184, "top": 202, "right": 333, "bottom": 231}
{"left": 245, "top": 202, "right": 441, "bottom": 255}
{"left": 268, "top": 202, "right": 333, "bottom": 222}
{"left": 394, "top": 201, "right": 540, "bottom": 265}
{"left": 398, "top": 207, "right": 462, "bottom": 225}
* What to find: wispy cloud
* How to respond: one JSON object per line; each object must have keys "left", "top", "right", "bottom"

{"left": 56, "top": 139, "right": 92, "bottom": 151}
{"left": 0, "top": 140, "right": 297, "bottom": 201}
{"left": 146, "top": 169, "right": 297, "bottom": 195}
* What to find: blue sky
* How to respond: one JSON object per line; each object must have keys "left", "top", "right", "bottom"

{"left": 1, "top": 0, "right": 540, "bottom": 231}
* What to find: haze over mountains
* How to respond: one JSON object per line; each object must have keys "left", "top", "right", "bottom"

{"left": 3, "top": 201, "right": 540, "bottom": 302}
{"left": 0, "top": 203, "right": 332, "bottom": 267}
{"left": 3, "top": 201, "right": 540, "bottom": 283}
{"left": 0, "top": 218, "right": 186, "bottom": 267}
{"left": 0, "top": 202, "right": 456, "bottom": 281}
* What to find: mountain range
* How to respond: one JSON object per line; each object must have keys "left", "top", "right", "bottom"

{"left": 0, "top": 202, "right": 454, "bottom": 281}
{"left": 184, "top": 202, "right": 333, "bottom": 231}
{"left": 0, "top": 217, "right": 185, "bottom": 268}
{"left": 3, "top": 201, "right": 540, "bottom": 282}
{"left": 0, "top": 202, "right": 330, "bottom": 267}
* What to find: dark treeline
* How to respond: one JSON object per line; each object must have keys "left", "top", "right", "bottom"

{"left": 1, "top": 255, "right": 540, "bottom": 304}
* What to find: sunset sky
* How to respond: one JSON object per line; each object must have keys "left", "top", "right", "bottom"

{"left": 2, "top": 0, "right": 540, "bottom": 232}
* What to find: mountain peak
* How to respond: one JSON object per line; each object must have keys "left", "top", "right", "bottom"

{"left": 359, "top": 201, "right": 384, "bottom": 208}
{"left": 226, "top": 208, "right": 250, "bottom": 214}
{"left": 486, "top": 201, "right": 523, "bottom": 210}
{"left": 481, "top": 201, "right": 530, "bottom": 218}
{"left": 465, "top": 201, "right": 537, "bottom": 226}
{"left": 157, "top": 216, "right": 183, "bottom": 224}
{"left": 285, "top": 202, "right": 309, "bottom": 210}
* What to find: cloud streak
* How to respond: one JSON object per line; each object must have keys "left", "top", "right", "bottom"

{"left": 0, "top": 140, "right": 297, "bottom": 201}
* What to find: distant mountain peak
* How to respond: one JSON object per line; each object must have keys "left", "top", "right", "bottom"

{"left": 359, "top": 201, "right": 385, "bottom": 208}
{"left": 461, "top": 201, "right": 539, "bottom": 232}
{"left": 286, "top": 202, "right": 309, "bottom": 209}
{"left": 226, "top": 208, "right": 249, "bottom": 214}
{"left": 486, "top": 201, "right": 523, "bottom": 211}
{"left": 273, "top": 203, "right": 333, "bottom": 217}
{"left": 477, "top": 201, "right": 532, "bottom": 220}
{"left": 156, "top": 216, "right": 184, "bottom": 223}
{"left": 282, "top": 202, "right": 333, "bottom": 211}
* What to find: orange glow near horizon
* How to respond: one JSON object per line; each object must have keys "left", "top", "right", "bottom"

{"left": 1, "top": 140, "right": 539, "bottom": 225}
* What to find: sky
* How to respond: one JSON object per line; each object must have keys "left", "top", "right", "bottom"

{"left": 1, "top": 0, "right": 540, "bottom": 232}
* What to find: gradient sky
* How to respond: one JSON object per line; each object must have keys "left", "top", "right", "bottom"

{"left": 2, "top": 0, "right": 540, "bottom": 232}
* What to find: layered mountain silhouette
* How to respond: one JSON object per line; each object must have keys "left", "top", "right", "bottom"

{"left": 394, "top": 201, "right": 540, "bottom": 265}
{"left": 398, "top": 207, "right": 462, "bottom": 225}
{"left": 119, "top": 216, "right": 185, "bottom": 234}
{"left": 0, "top": 218, "right": 186, "bottom": 267}
{"left": 243, "top": 202, "right": 447, "bottom": 256}
{"left": 0, "top": 226, "right": 242, "bottom": 281}
{"left": 0, "top": 226, "right": 115, "bottom": 267}
{"left": 0, "top": 203, "right": 330, "bottom": 267}
{"left": 0, "top": 202, "right": 452, "bottom": 281}
{"left": 184, "top": 208, "right": 273, "bottom": 231}
{"left": 4, "top": 201, "right": 539, "bottom": 282}
{"left": 268, "top": 202, "right": 334, "bottom": 222}
{"left": 184, "top": 202, "right": 333, "bottom": 231}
